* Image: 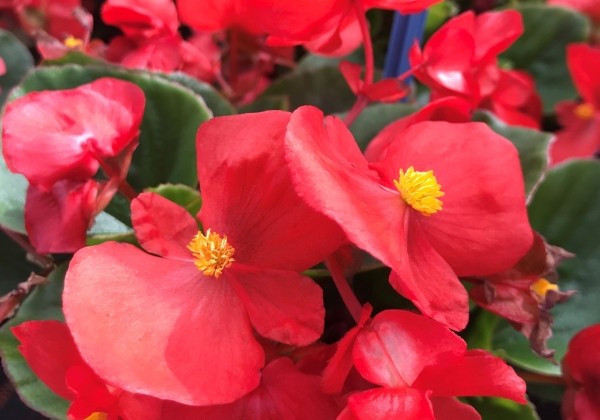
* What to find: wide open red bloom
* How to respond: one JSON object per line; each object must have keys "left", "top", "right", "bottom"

{"left": 285, "top": 106, "right": 532, "bottom": 330}
{"left": 552, "top": 44, "right": 600, "bottom": 164}
{"left": 325, "top": 310, "right": 526, "bottom": 419}
{"left": 12, "top": 320, "right": 160, "bottom": 420}
{"left": 63, "top": 111, "right": 345, "bottom": 406}
{"left": 562, "top": 324, "right": 600, "bottom": 420}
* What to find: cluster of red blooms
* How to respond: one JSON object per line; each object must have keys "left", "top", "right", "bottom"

{"left": 1, "top": 0, "right": 599, "bottom": 419}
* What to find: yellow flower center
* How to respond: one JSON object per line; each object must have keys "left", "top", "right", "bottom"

{"left": 63, "top": 36, "right": 83, "bottom": 49}
{"left": 531, "top": 278, "right": 559, "bottom": 302}
{"left": 84, "top": 413, "right": 108, "bottom": 420}
{"left": 394, "top": 166, "right": 444, "bottom": 216}
{"left": 187, "top": 229, "right": 235, "bottom": 278}
{"left": 574, "top": 102, "right": 595, "bottom": 120}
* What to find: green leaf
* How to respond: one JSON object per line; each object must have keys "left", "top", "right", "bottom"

{"left": 246, "top": 66, "right": 355, "bottom": 114}
{"left": 348, "top": 103, "right": 417, "bottom": 150}
{"left": 503, "top": 6, "right": 590, "bottom": 114}
{"left": 86, "top": 212, "right": 135, "bottom": 246}
{"left": 0, "top": 151, "right": 27, "bottom": 233}
{"left": 467, "top": 397, "right": 540, "bottom": 420}
{"left": 493, "top": 160, "right": 600, "bottom": 375}
{"left": 147, "top": 183, "right": 202, "bottom": 217}
{"left": 474, "top": 111, "right": 552, "bottom": 199}
{"left": 161, "top": 72, "right": 236, "bottom": 117}
{"left": 0, "top": 230, "right": 37, "bottom": 295}
{"left": 0, "top": 29, "right": 34, "bottom": 108}
{"left": 0, "top": 265, "right": 69, "bottom": 419}
{"left": 10, "top": 64, "right": 211, "bottom": 192}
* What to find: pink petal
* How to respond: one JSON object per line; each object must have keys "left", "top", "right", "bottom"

{"left": 567, "top": 44, "right": 600, "bottom": 108}
{"left": 228, "top": 264, "right": 325, "bottom": 346}
{"left": 197, "top": 111, "right": 344, "bottom": 272}
{"left": 12, "top": 320, "right": 81, "bottom": 401}
{"left": 430, "top": 397, "right": 481, "bottom": 420}
{"left": 376, "top": 121, "right": 533, "bottom": 277}
{"left": 413, "top": 349, "right": 527, "bottom": 403}
{"left": 552, "top": 102, "right": 600, "bottom": 164}
{"left": 131, "top": 192, "right": 198, "bottom": 259}
{"left": 352, "top": 310, "right": 466, "bottom": 388}
{"left": 63, "top": 242, "right": 264, "bottom": 405}
{"left": 25, "top": 179, "right": 98, "bottom": 254}
{"left": 345, "top": 387, "right": 435, "bottom": 420}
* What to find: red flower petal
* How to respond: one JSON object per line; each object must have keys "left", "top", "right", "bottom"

{"left": 471, "top": 10, "right": 523, "bottom": 63}
{"left": 2, "top": 78, "right": 144, "bottom": 189}
{"left": 352, "top": 310, "right": 465, "bottom": 388}
{"left": 25, "top": 179, "right": 98, "bottom": 254}
{"left": 161, "top": 357, "right": 340, "bottom": 419}
{"left": 413, "top": 349, "right": 527, "bottom": 403}
{"left": 430, "top": 397, "right": 480, "bottom": 420}
{"left": 12, "top": 320, "right": 81, "bottom": 401}
{"left": 376, "top": 121, "right": 533, "bottom": 277}
{"left": 63, "top": 242, "right": 263, "bottom": 405}
{"left": 228, "top": 264, "right": 325, "bottom": 346}
{"left": 563, "top": 324, "right": 600, "bottom": 399}
{"left": 131, "top": 192, "right": 198, "bottom": 260}
{"left": 344, "top": 387, "right": 435, "bottom": 420}
{"left": 365, "top": 0, "right": 442, "bottom": 13}
{"left": 101, "top": 0, "right": 179, "bottom": 39}
{"left": 552, "top": 101, "right": 600, "bottom": 164}
{"left": 197, "top": 111, "right": 344, "bottom": 272}
{"left": 567, "top": 44, "right": 600, "bottom": 108}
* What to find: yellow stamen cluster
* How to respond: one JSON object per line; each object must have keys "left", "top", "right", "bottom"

{"left": 63, "top": 36, "right": 84, "bottom": 49}
{"left": 84, "top": 413, "right": 108, "bottom": 420}
{"left": 187, "top": 229, "right": 235, "bottom": 278}
{"left": 394, "top": 166, "right": 444, "bottom": 216}
{"left": 574, "top": 102, "right": 595, "bottom": 120}
{"left": 531, "top": 278, "right": 559, "bottom": 302}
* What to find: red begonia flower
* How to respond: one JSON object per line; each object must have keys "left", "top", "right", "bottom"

{"left": 552, "top": 44, "right": 600, "bottom": 164}
{"left": 285, "top": 106, "right": 532, "bottom": 330}
{"left": 562, "top": 324, "right": 600, "bottom": 420}
{"left": 2, "top": 77, "right": 145, "bottom": 190}
{"left": 101, "top": 0, "right": 178, "bottom": 40}
{"left": 63, "top": 111, "right": 345, "bottom": 406}
{"left": 329, "top": 310, "right": 526, "bottom": 419}
{"left": 159, "top": 357, "right": 340, "bottom": 419}
{"left": 364, "top": 97, "right": 472, "bottom": 162}
{"left": 410, "top": 10, "right": 524, "bottom": 108}
{"left": 340, "top": 61, "right": 409, "bottom": 103}
{"left": 178, "top": 0, "right": 441, "bottom": 55}
{"left": 12, "top": 320, "right": 160, "bottom": 420}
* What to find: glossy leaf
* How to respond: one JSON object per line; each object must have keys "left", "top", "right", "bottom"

{"left": 474, "top": 111, "right": 552, "bottom": 199}
{"left": 0, "top": 230, "right": 37, "bottom": 295}
{"left": 347, "top": 103, "right": 417, "bottom": 150}
{"left": 0, "top": 151, "right": 27, "bottom": 233}
{"left": 493, "top": 160, "right": 600, "bottom": 375}
{"left": 161, "top": 72, "right": 236, "bottom": 116}
{"left": 0, "top": 265, "right": 69, "bottom": 419}
{"left": 467, "top": 397, "right": 540, "bottom": 420}
{"left": 503, "top": 6, "right": 590, "bottom": 113}
{"left": 0, "top": 29, "right": 34, "bottom": 108}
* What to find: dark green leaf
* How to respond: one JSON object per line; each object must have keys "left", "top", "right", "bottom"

{"left": 0, "top": 265, "right": 69, "bottom": 419}
{"left": 0, "top": 230, "right": 37, "bottom": 295}
{"left": 474, "top": 111, "right": 552, "bottom": 199}
{"left": 503, "top": 6, "right": 590, "bottom": 113}
{"left": 0, "top": 152, "right": 27, "bottom": 233}
{"left": 11, "top": 64, "right": 211, "bottom": 192}
{"left": 161, "top": 72, "right": 236, "bottom": 117}
{"left": 0, "top": 29, "right": 34, "bottom": 108}
{"left": 493, "top": 160, "right": 600, "bottom": 375}
{"left": 247, "top": 66, "right": 355, "bottom": 114}
{"left": 467, "top": 397, "right": 540, "bottom": 420}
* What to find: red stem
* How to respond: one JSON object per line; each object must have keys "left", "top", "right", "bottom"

{"left": 325, "top": 256, "right": 362, "bottom": 324}
{"left": 343, "top": 95, "right": 370, "bottom": 127}
{"left": 0, "top": 226, "right": 54, "bottom": 270}
{"left": 354, "top": 0, "right": 374, "bottom": 86}
{"left": 97, "top": 158, "right": 138, "bottom": 202}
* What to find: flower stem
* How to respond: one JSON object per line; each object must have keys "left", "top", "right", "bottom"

{"left": 325, "top": 256, "right": 363, "bottom": 324}
{"left": 0, "top": 226, "right": 54, "bottom": 271}
{"left": 354, "top": 0, "right": 374, "bottom": 86}
{"left": 343, "top": 95, "right": 370, "bottom": 127}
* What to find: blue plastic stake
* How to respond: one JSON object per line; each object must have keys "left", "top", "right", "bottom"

{"left": 383, "top": 11, "right": 428, "bottom": 83}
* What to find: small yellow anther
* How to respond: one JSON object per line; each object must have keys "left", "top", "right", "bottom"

{"left": 394, "top": 166, "right": 444, "bottom": 216}
{"left": 63, "top": 36, "right": 83, "bottom": 49}
{"left": 531, "top": 278, "right": 559, "bottom": 302}
{"left": 187, "top": 229, "right": 235, "bottom": 278}
{"left": 574, "top": 103, "right": 595, "bottom": 120}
